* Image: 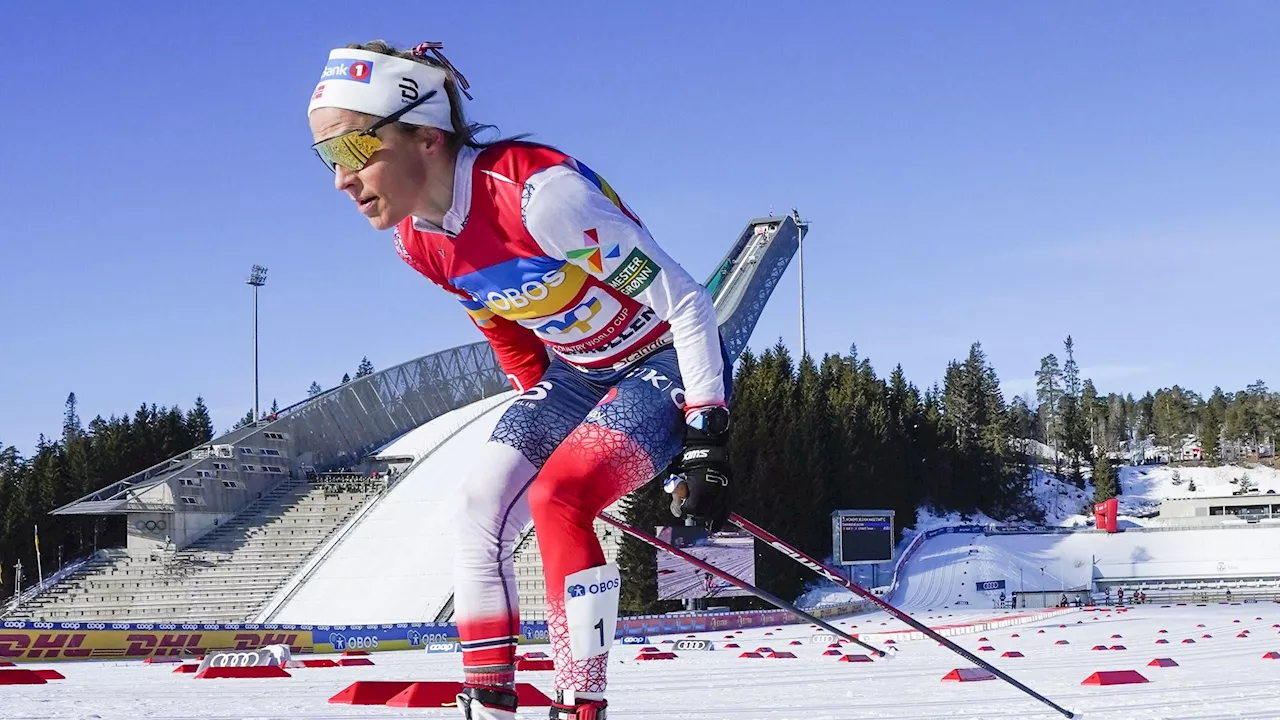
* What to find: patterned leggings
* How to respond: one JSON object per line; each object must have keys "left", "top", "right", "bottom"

{"left": 452, "top": 345, "right": 725, "bottom": 692}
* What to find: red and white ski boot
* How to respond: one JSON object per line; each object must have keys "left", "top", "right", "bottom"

{"left": 456, "top": 685, "right": 518, "bottom": 720}
{"left": 549, "top": 691, "right": 607, "bottom": 719}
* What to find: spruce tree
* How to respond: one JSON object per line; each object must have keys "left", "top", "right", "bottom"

{"left": 1035, "top": 354, "right": 1064, "bottom": 474}
{"left": 233, "top": 409, "right": 255, "bottom": 430}
{"left": 341, "top": 373, "right": 351, "bottom": 384}
{"left": 1092, "top": 451, "right": 1118, "bottom": 504}
{"left": 1059, "top": 336, "right": 1088, "bottom": 486}
{"left": 62, "top": 393, "right": 82, "bottom": 440}
{"left": 1081, "top": 379, "right": 1100, "bottom": 448}
{"left": 356, "top": 357, "right": 375, "bottom": 378}
{"left": 1137, "top": 393, "right": 1156, "bottom": 441}
{"left": 1201, "top": 388, "right": 1226, "bottom": 464}
{"left": 185, "top": 397, "right": 215, "bottom": 443}
{"left": 307, "top": 381, "right": 323, "bottom": 398}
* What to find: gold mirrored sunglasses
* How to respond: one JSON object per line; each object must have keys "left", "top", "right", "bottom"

{"left": 312, "top": 89, "right": 437, "bottom": 173}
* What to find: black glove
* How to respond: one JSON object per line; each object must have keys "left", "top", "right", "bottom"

{"left": 668, "top": 407, "right": 731, "bottom": 531}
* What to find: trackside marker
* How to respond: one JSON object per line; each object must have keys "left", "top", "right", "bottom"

{"left": 635, "top": 652, "right": 677, "bottom": 660}
{"left": 329, "top": 681, "right": 414, "bottom": 705}
{"left": 1081, "top": 670, "right": 1148, "bottom": 685}
{"left": 0, "top": 669, "right": 46, "bottom": 685}
{"left": 385, "top": 682, "right": 553, "bottom": 708}
{"left": 943, "top": 668, "right": 996, "bottom": 682}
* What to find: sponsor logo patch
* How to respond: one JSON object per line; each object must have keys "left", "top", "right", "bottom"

{"left": 537, "top": 297, "right": 603, "bottom": 336}
{"left": 320, "top": 59, "right": 374, "bottom": 83}
{"left": 604, "top": 248, "right": 660, "bottom": 298}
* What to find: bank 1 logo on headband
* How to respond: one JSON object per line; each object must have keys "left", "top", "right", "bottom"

{"left": 321, "top": 58, "right": 374, "bottom": 83}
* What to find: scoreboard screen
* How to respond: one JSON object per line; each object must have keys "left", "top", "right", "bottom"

{"left": 832, "top": 511, "right": 895, "bottom": 565}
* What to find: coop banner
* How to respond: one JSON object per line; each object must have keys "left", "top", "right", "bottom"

{"left": 655, "top": 526, "right": 757, "bottom": 601}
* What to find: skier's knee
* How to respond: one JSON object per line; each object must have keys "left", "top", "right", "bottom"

{"left": 529, "top": 463, "right": 595, "bottom": 529}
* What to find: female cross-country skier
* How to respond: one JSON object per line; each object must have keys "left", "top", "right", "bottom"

{"left": 306, "top": 41, "right": 733, "bottom": 719}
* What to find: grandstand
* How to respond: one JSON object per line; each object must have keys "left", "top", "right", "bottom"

{"left": 3, "top": 214, "right": 804, "bottom": 624}
{"left": 6, "top": 476, "right": 380, "bottom": 621}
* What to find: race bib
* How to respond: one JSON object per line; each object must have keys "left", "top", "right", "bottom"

{"left": 564, "top": 563, "right": 621, "bottom": 661}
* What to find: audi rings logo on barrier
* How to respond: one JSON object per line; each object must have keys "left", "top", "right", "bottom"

{"left": 134, "top": 519, "right": 167, "bottom": 533}
{"left": 673, "top": 639, "right": 712, "bottom": 651}
{"left": 210, "top": 651, "right": 264, "bottom": 668}
{"left": 199, "top": 646, "right": 288, "bottom": 672}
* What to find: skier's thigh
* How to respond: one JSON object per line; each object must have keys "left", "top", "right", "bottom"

{"left": 489, "top": 363, "right": 604, "bottom": 469}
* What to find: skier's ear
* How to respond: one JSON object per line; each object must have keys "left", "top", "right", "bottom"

{"left": 405, "top": 125, "right": 447, "bottom": 154}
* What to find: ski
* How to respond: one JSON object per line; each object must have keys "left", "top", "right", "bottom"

{"left": 731, "top": 513, "right": 1076, "bottom": 719}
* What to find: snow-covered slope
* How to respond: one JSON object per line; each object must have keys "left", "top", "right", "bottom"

{"left": 1118, "top": 464, "right": 1280, "bottom": 517}
{"left": 272, "top": 396, "right": 516, "bottom": 624}
{"left": 371, "top": 392, "right": 515, "bottom": 460}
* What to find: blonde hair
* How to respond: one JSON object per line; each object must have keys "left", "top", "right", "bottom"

{"left": 347, "top": 40, "right": 521, "bottom": 152}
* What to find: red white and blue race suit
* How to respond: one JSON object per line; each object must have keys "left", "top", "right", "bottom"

{"left": 394, "top": 141, "right": 729, "bottom": 693}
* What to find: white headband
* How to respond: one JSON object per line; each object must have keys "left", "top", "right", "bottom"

{"left": 307, "top": 49, "right": 452, "bottom": 131}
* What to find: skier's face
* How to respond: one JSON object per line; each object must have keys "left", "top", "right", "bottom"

{"left": 309, "top": 107, "right": 444, "bottom": 231}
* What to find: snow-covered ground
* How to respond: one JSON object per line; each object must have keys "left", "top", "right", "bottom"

{"left": 11, "top": 604, "right": 1280, "bottom": 719}
{"left": 1117, "top": 464, "right": 1280, "bottom": 518}
{"left": 890, "top": 525, "right": 1280, "bottom": 609}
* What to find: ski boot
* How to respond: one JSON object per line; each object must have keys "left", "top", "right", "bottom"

{"left": 456, "top": 685, "right": 519, "bottom": 720}
{"left": 549, "top": 691, "right": 607, "bottom": 719}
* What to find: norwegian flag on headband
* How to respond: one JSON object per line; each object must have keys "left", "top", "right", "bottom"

{"left": 411, "top": 41, "right": 472, "bottom": 99}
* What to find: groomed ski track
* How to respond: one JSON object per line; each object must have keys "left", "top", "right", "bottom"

{"left": 9, "top": 604, "right": 1280, "bottom": 718}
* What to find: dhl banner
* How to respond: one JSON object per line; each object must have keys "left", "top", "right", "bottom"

{"left": 0, "top": 600, "right": 866, "bottom": 663}
{"left": 0, "top": 621, "right": 461, "bottom": 662}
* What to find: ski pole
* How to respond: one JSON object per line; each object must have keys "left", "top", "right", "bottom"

{"left": 731, "top": 513, "right": 1076, "bottom": 719}
{"left": 596, "top": 511, "right": 887, "bottom": 657}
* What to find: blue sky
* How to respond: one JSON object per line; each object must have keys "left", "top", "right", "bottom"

{"left": 1, "top": 1, "right": 1277, "bottom": 452}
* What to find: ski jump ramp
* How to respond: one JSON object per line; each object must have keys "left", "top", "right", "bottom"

{"left": 266, "top": 396, "right": 515, "bottom": 624}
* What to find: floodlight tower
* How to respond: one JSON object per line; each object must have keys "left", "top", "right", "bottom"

{"left": 247, "top": 265, "right": 268, "bottom": 424}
